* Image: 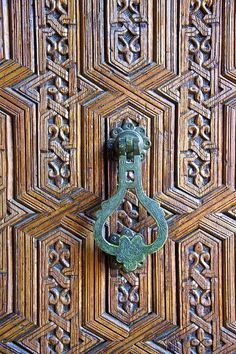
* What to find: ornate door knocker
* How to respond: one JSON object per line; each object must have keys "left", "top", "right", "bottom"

{"left": 94, "top": 122, "right": 168, "bottom": 272}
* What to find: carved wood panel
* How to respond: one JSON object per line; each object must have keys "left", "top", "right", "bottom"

{"left": 0, "top": 0, "right": 236, "bottom": 353}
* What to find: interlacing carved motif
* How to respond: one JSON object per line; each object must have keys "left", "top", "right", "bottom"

{"left": 108, "top": 0, "right": 148, "bottom": 73}
{"left": 18, "top": 0, "right": 96, "bottom": 198}
{"left": 158, "top": 235, "right": 222, "bottom": 353}
{"left": 48, "top": 240, "right": 71, "bottom": 315}
{"left": 185, "top": 0, "right": 217, "bottom": 193}
{"left": 48, "top": 114, "right": 70, "bottom": 189}
{"left": 158, "top": 0, "right": 225, "bottom": 199}
{"left": 157, "top": 0, "right": 235, "bottom": 198}
{"left": 43, "top": 1, "right": 74, "bottom": 193}
{"left": 188, "top": 115, "right": 212, "bottom": 188}
{"left": 117, "top": 191, "right": 138, "bottom": 232}
{"left": 117, "top": 271, "right": 140, "bottom": 315}
{"left": 47, "top": 240, "right": 71, "bottom": 353}
{"left": 116, "top": 0, "right": 142, "bottom": 65}
{"left": 16, "top": 0, "right": 101, "bottom": 198}
{"left": 20, "top": 231, "right": 101, "bottom": 352}
{"left": 48, "top": 327, "right": 70, "bottom": 354}
{"left": 187, "top": 242, "right": 213, "bottom": 353}
{"left": 110, "top": 266, "right": 147, "bottom": 324}
{"left": 182, "top": 0, "right": 219, "bottom": 193}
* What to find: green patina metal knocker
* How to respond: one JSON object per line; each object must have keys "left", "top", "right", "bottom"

{"left": 94, "top": 121, "right": 168, "bottom": 272}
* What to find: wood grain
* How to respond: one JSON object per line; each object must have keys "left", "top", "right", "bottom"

{"left": 0, "top": 0, "right": 236, "bottom": 353}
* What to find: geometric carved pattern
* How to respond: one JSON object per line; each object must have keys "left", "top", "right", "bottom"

{"left": 38, "top": 1, "right": 77, "bottom": 196}
{"left": 87, "top": 0, "right": 177, "bottom": 85}
{"left": 179, "top": 1, "right": 219, "bottom": 197}
{"left": 107, "top": 0, "right": 149, "bottom": 74}
{"left": 109, "top": 267, "right": 147, "bottom": 324}
{"left": 158, "top": 0, "right": 236, "bottom": 199}
{"left": 0, "top": 106, "right": 35, "bottom": 334}
{"left": 45, "top": 237, "right": 76, "bottom": 353}
{"left": 144, "top": 216, "right": 236, "bottom": 353}
{"left": 171, "top": 231, "right": 220, "bottom": 353}
{"left": 186, "top": 241, "right": 215, "bottom": 352}
{"left": 18, "top": 227, "right": 102, "bottom": 354}
{"left": 17, "top": 0, "right": 102, "bottom": 200}
{"left": 22, "top": 230, "right": 80, "bottom": 353}
{"left": 1, "top": 0, "right": 236, "bottom": 353}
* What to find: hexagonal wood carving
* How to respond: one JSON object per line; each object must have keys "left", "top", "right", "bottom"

{"left": 1, "top": 0, "right": 236, "bottom": 353}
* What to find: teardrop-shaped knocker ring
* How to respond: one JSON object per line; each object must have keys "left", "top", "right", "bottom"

{"left": 94, "top": 122, "right": 168, "bottom": 272}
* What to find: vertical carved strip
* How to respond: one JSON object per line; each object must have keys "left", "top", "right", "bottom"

{"left": 107, "top": 0, "right": 150, "bottom": 74}
{"left": 47, "top": 240, "right": 72, "bottom": 352}
{"left": 178, "top": 0, "right": 220, "bottom": 197}
{"left": 183, "top": 241, "right": 216, "bottom": 352}
{"left": 161, "top": 231, "right": 222, "bottom": 353}
{"left": 21, "top": 227, "right": 101, "bottom": 353}
{"left": 181, "top": 233, "right": 221, "bottom": 352}
{"left": 39, "top": 231, "right": 80, "bottom": 353}
{"left": 38, "top": 0, "right": 78, "bottom": 197}
{"left": 110, "top": 267, "right": 147, "bottom": 324}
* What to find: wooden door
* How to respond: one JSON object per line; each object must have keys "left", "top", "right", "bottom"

{"left": 0, "top": 0, "right": 236, "bottom": 353}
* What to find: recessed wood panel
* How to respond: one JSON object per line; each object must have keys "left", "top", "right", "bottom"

{"left": 0, "top": 0, "right": 236, "bottom": 353}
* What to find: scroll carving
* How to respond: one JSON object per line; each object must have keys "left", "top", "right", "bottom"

{"left": 107, "top": 0, "right": 149, "bottom": 74}
{"left": 17, "top": 0, "right": 101, "bottom": 199}
{"left": 180, "top": 0, "right": 218, "bottom": 196}
{"left": 39, "top": 0, "right": 76, "bottom": 196}
{"left": 186, "top": 242, "right": 214, "bottom": 352}
{"left": 115, "top": 0, "right": 142, "bottom": 65}
{"left": 47, "top": 240, "right": 72, "bottom": 353}
{"left": 19, "top": 230, "right": 81, "bottom": 353}
{"left": 158, "top": 0, "right": 225, "bottom": 198}
{"left": 154, "top": 231, "right": 222, "bottom": 353}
